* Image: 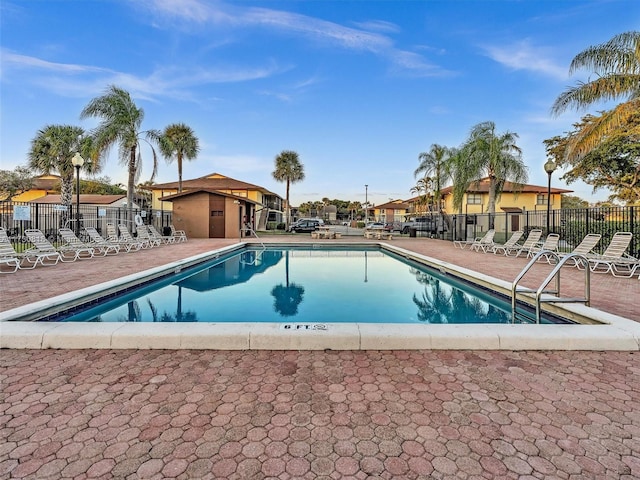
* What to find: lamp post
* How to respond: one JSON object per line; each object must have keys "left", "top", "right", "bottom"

{"left": 71, "top": 152, "right": 85, "bottom": 236}
{"left": 365, "top": 184, "right": 368, "bottom": 224}
{"left": 543, "top": 159, "right": 557, "bottom": 234}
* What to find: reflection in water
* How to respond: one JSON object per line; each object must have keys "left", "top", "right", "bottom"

{"left": 271, "top": 251, "right": 305, "bottom": 317}
{"left": 411, "top": 268, "right": 510, "bottom": 324}
{"left": 177, "top": 250, "right": 283, "bottom": 292}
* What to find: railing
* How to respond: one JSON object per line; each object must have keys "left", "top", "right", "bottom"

{"left": 0, "top": 201, "right": 173, "bottom": 246}
{"left": 511, "top": 251, "right": 591, "bottom": 324}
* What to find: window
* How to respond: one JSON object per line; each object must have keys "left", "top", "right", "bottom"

{"left": 210, "top": 210, "right": 224, "bottom": 217}
{"left": 536, "top": 194, "right": 547, "bottom": 205}
{"left": 467, "top": 194, "right": 482, "bottom": 205}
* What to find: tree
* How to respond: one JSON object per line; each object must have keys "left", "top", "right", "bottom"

{"left": 462, "top": 121, "right": 528, "bottom": 228}
{"left": 410, "top": 177, "right": 432, "bottom": 214}
{"left": 272, "top": 150, "right": 305, "bottom": 229}
{"left": 158, "top": 123, "right": 200, "bottom": 193}
{"left": 81, "top": 85, "right": 160, "bottom": 222}
{"left": 415, "top": 144, "right": 452, "bottom": 212}
{"left": 544, "top": 114, "right": 640, "bottom": 203}
{"left": 561, "top": 194, "right": 589, "bottom": 209}
{"left": 0, "top": 167, "right": 35, "bottom": 201}
{"left": 28, "top": 125, "right": 92, "bottom": 207}
{"left": 551, "top": 31, "right": 640, "bottom": 159}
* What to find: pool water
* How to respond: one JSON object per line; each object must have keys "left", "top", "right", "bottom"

{"left": 58, "top": 246, "right": 559, "bottom": 324}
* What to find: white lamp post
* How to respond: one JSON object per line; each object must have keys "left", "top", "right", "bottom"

{"left": 543, "top": 159, "right": 557, "bottom": 234}
{"left": 71, "top": 152, "right": 85, "bottom": 236}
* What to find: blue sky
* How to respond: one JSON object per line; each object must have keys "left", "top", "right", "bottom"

{"left": 1, "top": 0, "right": 638, "bottom": 207}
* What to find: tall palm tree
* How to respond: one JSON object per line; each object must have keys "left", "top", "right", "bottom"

{"left": 158, "top": 123, "right": 200, "bottom": 193}
{"left": 462, "top": 121, "right": 528, "bottom": 229}
{"left": 410, "top": 177, "right": 432, "bottom": 215}
{"left": 551, "top": 31, "right": 640, "bottom": 159}
{"left": 415, "top": 144, "right": 452, "bottom": 212}
{"left": 80, "top": 85, "right": 160, "bottom": 222}
{"left": 272, "top": 150, "right": 305, "bottom": 229}
{"left": 28, "top": 125, "right": 93, "bottom": 230}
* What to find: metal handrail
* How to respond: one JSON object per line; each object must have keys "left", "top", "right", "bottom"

{"left": 511, "top": 251, "right": 591, "bottom": 323}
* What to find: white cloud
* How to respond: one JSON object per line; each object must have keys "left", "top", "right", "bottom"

{"left": 141, "top": 0, "right": 453, "bottom": 77}
{"left": 481, "top": 39, "right": 568, "bottom": 79}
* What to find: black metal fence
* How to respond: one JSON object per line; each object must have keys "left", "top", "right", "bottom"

{"left": 441, "top": 206, "right": 639, "bottom": 258}
{"left": 0, "top": 201, "right": 173, "bottom": 244}
{"left": 2, "top": 200, "right": 639, "bottom": 258}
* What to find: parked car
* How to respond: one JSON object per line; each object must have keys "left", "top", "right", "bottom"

{"left": 365, "top": 222, "right": 385, "bottom": 230}
{"left": 289, "top": 219, "right": 323, "bottom": 233}
{"left": 399, "top": 216, "right": 447, "bottom": 235}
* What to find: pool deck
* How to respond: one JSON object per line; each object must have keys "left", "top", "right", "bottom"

{"left": 1, "top": 236, "right": 640, "bottom": 478}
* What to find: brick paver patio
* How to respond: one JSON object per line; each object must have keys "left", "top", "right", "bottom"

{"left": 1, "top": 235, "right": 639, "bottom": 478}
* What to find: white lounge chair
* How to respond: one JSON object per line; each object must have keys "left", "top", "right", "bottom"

{"left": 148, "top": 224, "right": 175, "bottom": 244}
{"left": 507, "top": 229, "right": 543, "bottom": 257}
{"left": 0, "top": 227, "right": 21, "bottom": 273}
{"left": 23, "top": 228, "right": 65, "bottom": 264}
{"left": 470, "top": 229, "right": 496, "bottom": 252}
{"left": 83, "top": 226, "right": 121, "bottom": 256}
{"left": 106, "top": 223, "right": 142, "bottom": 253}
{"left": 586, "top": 232, "right": 637, "bottom": 277}
{"left": 170, "top": 224, "right": 187, "bottom": 242}
{"left": 118, "top": 224, "right": 149, "bottom": 250}
{"left": 58, "top": 228, "right": 95, "bottom": 260}
{"left": 491, "top": 231, "right": 524, "bottom": 255}
{"left": 453, "top": 229, "right": 495, "bottom": 251}
{"left": 527, "top": 233, "right": 560, "bottom": 262}
{"left": 558, "top": 233, "right": 601, "bottom": 267}
{"left": 135, "top": 225, "right": 162, "bottom": 247}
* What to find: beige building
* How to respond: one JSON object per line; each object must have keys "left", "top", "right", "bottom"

{"left": 144, "top": 173, "right": 284, "bottom": 231}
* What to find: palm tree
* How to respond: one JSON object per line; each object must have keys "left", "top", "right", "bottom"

{"left": 410, "top": 177, "right": 432, "bottom": 215}
{"left": 551, "top": 31, "right": 640, "bottom": 159}
{"left": 415, "top": 144, "right": 452, "bottom": 212}
{"left": 80, "top": 85, "right": 160, "bottom": 222}
{"left": 28, "top": 125, "right": 92, "bottom": 207}
{"left": 272, "top": 150, "right": 305, "bottom": 229}
{"left": 158, "top": 123, "right": 200, "bottom": 193}
{"left": 462, "top": 121, "right": 528, "bottom": 229}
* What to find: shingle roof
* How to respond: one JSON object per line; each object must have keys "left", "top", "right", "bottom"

{"left": 146, "top": 173, "right": 277, "bottom": 196}
{"left": 439, "top": 177, "right": 572, "bottom": 195}
{"left": 375, "top": 199, "right": 411, "bottom": 210}
{"left": 31, "top": 194, "right": 127, "bottom": 205}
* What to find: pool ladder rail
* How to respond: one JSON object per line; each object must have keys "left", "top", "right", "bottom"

{"left": 511, "top": 250, "right": 590, "bottom": 324}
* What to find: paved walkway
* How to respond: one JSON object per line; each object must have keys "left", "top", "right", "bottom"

{"left": 1, "top": 235, "right": 639, "bottom": 478}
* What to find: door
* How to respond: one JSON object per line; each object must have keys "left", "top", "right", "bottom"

{"left": 511, "top": 214, "right": 519, "bottom": 231}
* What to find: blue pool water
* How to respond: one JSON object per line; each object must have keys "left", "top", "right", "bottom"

{"left": 57, "top": 246, "right": 562, "bottom": 324}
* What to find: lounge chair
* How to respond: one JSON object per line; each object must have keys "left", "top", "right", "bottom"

{"left": 470, "top": 229, "right": 496, "bottom": 252}
{"left": 148, "top": 224, "right": 175, "bottom": 244}
{"left": 558, "top": 233, "right": 601, "bottom": 267}
{"left": 170, "top": 224, "right": 187, "bottom": 242}
{"left": 453, "top": 229, "right": 495, "bottom": 251}
{"left": 118, "top": 224, "right": 149, "bottom": 250}
{"left": 585, "top": 232, "right": 638, "bottom": 277}
{"left": 0, "top": 227, "right": 21, "bottom": 273}
{"left": 83, "top": 226, "right": 121, "bottom": 256}
{"left": 58, "top": 228, "right": 95, "bottom": 260}
{"left": 23, "top": 228, "right": 66, "bottom": 264}
{"left": 491, "top": 230, "right": 524, "bottom": 255}
{"left": 106, "top": 223, "right": 142, "bottom": 253}
{"left": 506, "top": 229, "right": 543, "bottom": 257}
{"left": 135, "top": 225, "right": 162, "bottom": 247}
{"left": 527, "top": 233, "right": 560, "bottom": 262}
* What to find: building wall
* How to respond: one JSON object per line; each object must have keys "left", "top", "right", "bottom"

{"left": 442, "top": 192, "right": 560, "bottom": 214}
{"left": 172, "top": 193, "right": 209, "bottom": 239}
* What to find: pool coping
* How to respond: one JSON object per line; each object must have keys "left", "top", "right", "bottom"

{"left": 1, "top": 242, "right": 639, "bottom": 351}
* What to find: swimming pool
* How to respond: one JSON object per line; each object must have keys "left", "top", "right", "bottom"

{"left": 2, "top": 242, "right": 639, "bottom": 350}
{"left": 53, "top": 245, "right": 559, "bottom": 324}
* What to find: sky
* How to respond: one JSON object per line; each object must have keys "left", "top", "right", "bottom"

{"left": 1, "top": 0, "right": 638, "bottom": 208}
